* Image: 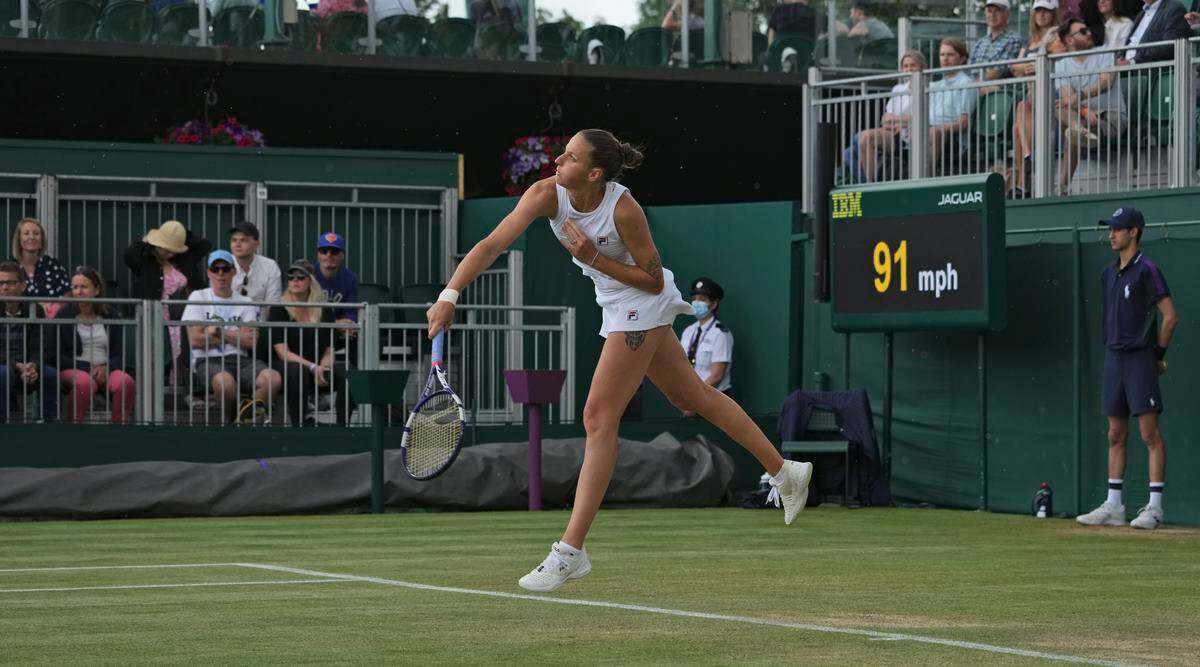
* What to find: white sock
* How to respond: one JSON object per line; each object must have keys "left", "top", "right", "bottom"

{"left": 771, "top": 465, "right": 788, "bottom": 485}
{"left": 558, "top": 541, "right": 581, "bottom": 555}
{"left": 1149, "top": 484, "right": 1164, "bottom": 510}
{"left": 1106, "top": 479, "right": 1123, "bottom": 506}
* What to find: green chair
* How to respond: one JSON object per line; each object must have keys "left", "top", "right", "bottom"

{"left": 358, "top": 282, "right": 392, "bottom": 305}
{"left": 536, "top": 21, "right": 575, "bottom": 62}
{"left": 1147, "top": 70, "right": 1174, "bottom": 145}
{"left": 684, "top": 27, "right": 703, "bottom": 66}
{"left": 37, "top": 0, "right": 100, "bottom": 41}
{"left": 96, "top": 0, "right": 155, "bottom": 43}
{"left": 474, "top": 20, "right": 521, "bottom": 61}
{"left": 623, "top": 26, "right": 670, "bottom": 67}
{"left": 765, "top": 35, "right": 813, "bottom": 75}
{"left": 425, "top": 17, "right": 474, "bottom": 58}
{"left": 211, "top": 5, "right": 263, "bottom": 47}
{"left": 155, "top": 2, "right": 203, "bottom": 45}
{"left": 289, "top": 9, "right": 317, "bottom": 50}
{"left": 575, "top": 24, "right": 624, "bottom": 65}
{"left": 857, "top": 37, "right": 897, "bottom": 69}
{"left": 376, "top": 13, "right": 424, "bottom": 56}
{"left": 962, "top": 90, "right": 1016, "bottom": 170}
{"left": 1, "top": 0, "right": 40, "bottom": 37}
{"left": 319, "top": 10, "right": 366, "bottom": 54}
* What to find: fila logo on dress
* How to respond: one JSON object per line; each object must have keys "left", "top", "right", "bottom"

{"left": 626, "top": 309, "right": 639, "bottom": 321}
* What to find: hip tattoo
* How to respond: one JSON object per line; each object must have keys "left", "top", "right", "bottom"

{"left": 624, "top": 330, "right": 647, "bottom": 351}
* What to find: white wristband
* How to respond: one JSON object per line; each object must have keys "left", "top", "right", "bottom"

{"left": 437, "top": 288, "right": 460, "bottom": 305}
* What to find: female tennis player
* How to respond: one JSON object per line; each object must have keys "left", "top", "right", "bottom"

{"left": 426, "top": 129, "right": 812, "bottom": 592}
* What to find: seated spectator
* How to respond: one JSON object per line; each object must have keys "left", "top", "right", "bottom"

{"left": 54, "top": 266, "right": 136, "bottom": 424}
{"left": 1009, "top": 0, "right": 1067, "bottom": 198}
{"left": 662, "top": 0, "right": 704, "bottom": 32}
{"left": 846, "top": 2, "right": 893, "bottom": 41}
{"left": 1082, "top": 0, "right": 1135, "bottom": 45}
{"left": 313, "top": 0, "right": 364, "bottom": 19}
{"left": 125, "top": 220, "right": 211, "bottom": 384}
{"left": 1119, "top": 0, "right": 1191, "bottom": 65}
{"left": 768, "top": 0, "right": 824, "bottom": 44}
{"left": 928, "top": 38, "right": 979, "bottom": 175}
{"left": 470, "top": 0, "right": 521, "bottom": 28}
{"left": 969, "top": 0, "right": 1024, "bottom": 83}
{"left": 313, "top": 231, "right": 360, "bottom": 332}
{"left": 855, "top": 49, "right": 928, "bottom": 182}
{"left": 182, "top": 250, "right": 281, "bottom": 423}
{"left": 0, "top": 260, "right": 59, "bottom": 422}
{"left": 268, "top": 259, "right": 357, "bottom": 426}
{"left": 10, "top": 218, "right": 69, "bottom": 318}
{"left": 228, "top": 222, "right": 282, "bottom": 307}
{"left": 1055, "top": 20, "right": 1126, "bottom": 195}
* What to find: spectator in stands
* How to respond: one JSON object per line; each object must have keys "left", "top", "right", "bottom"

{"left": 662, "top": 0, "right": 704, "bottom": 32}
{"left": 855, "top": 49, "right": 928, "bottom": 182}
{"left": 1060, "top": 0, "right": 1085, "bottom": 20}
{"left": 678, "top": 277, "right": 733, "bottom": 417}
{"left": 268, "top": 259, "right": 356, "bottom": 426}
{"left": 10, "top": 217, "right": 69, "bottom": 318}
{"left": 1083, "top": 0, "right": 1135, "bottom": 45}
{"left": 125, "top": 220, "right": 211, "bottom": 384}
{"left": 928, "top": 38, "right": 978, "bottom": 175}
{"left": 228, "top": 222, "right": 282, "bottom": 307}
{"left": 313, "top": 0, "right": 364, "bottom": 19}
{"left": 182, "top": 250, "right": 281, "bottom": 423}
{"left": 313, "top": 231, "right": 359, "bottom": 332}
{"left": 1055, "top": 20, "right": 1126, "bottom": 195}
{"left": 470, "top": 0, "right": 521, "bottom": 28}
{"left": 0, "top": 260, "right": 59, "bottom": 422}
{"left": 54, "top": 266, "right": 136, "bottom": 424}
{"left": 768, "top": 0, "right": 824, "bottom": 44}
{"left": 969, "top": 0, "right": 1024, "bottom": 82}
{"left": 1009, "top": 0, "right": 1067, "bottom": 198}
{"left": 846, "top": 2, "right": 893, "bottom": 41}
{"left": 1119, "top": 0, "right": 1191, "bottom": 65}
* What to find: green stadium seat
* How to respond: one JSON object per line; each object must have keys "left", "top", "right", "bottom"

{"left": 96, "top": 0, "right": 156, "bottom": 44}
{"left": 684, "top": 27, "right": 703, "bottom": 65}
{"left": 319, "top": 10, "right": 366, "bottom": 54}
{"left": 155, "top": 2, "right": 203, "bottom": 45}
{"left": 1, "top": 0, "right": 40, "bottom": 37}
{"left": 536, "top": 21, "right": 575, "bottom": 62}
{"left": 962, "top": 90, "right": 1016, "bottom": 170}
{"left": 764, "top": 35, "right": 813, "bottom": 75}
{"left": 857, "top": 37, "right": 897, "bottom": 69}
{"left": 780, "top": 406, "right": 857, "bottom": 507}
{"left": 1147, "top": 70, "right": 1174, "bottom": 145}
{"left": 37, "top": 0, "right": 100, "bottom": 41}
{"left": 426, "top": 17, "right": 474, "bottom": 58}
{"left": 289, "top": 9, "right": 317, "bottom": 51}
{"left": 623, "top": 26, "right": 670, "bottom": 67}
{"left": 575, "top": 24, "right": 624, "bottom": 65}
{"left": 474, "top": 20, "right": 521, "bottom": 61}
{"left": 211, "top": 5, "right": 263, "bottom": 47}
{"left": 376, "top": 13, "right": 424, "bottom": 57}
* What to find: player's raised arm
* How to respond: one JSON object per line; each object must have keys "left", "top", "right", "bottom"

{"left": 426, "top": 177, "right": 557, "bottom": 337}
{"left": 559, "top": 193, "right": 664, "bottom": 295}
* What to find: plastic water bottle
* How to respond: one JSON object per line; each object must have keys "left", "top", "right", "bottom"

{"left": 759, "top": 473, "right": 772, "bottom": 492}
{"left": 1034, "top": 482, "right": 1053, "bottom": 518}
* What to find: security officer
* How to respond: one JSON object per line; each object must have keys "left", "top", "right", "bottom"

{"left": 1077, "top": 207, "right": 1179, "bottom": 530}
{"left": 678, "top": 277, "right": 733, "bottom": 416}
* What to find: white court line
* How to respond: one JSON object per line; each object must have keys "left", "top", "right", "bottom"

{"left": 0, "top": 563, "right": 242, "bottom": 573}
{"left": 237, "top": 563, "right": 1152, "bottom": 667}
{"left": 0, "top": 579, "right": 348, "bottom": 594}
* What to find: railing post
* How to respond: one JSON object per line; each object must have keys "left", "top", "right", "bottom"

{"left": 359, "top": 304, "right": 379, "bottom": 426}
{"left": 909, "top": 70, "right": 927, "bottom": 180}
{"left": 1033, "top": 51, "right": 1053, "bottom": 198}
{"left": 802, "top": 67, "right": 820, "bottom": 212}
{"left": 526, "top": 0, "right": 537, "bottom": 62}
{"left": 18, "top": 0, "right": 30, "bottom": 37}
{"left": 441, "top": 188, "right": 459, "bottom": 283}
{"left": 197, "top": 0, "right": 209, "bottom": 46}
{"left": 145, "top": 299, "right": 165, "bottom": 424}
{"left": 365, "top": 0, "right": 377, "bottom": 55}
{"left": 506, "top": 250, "right": 525, "bottom": 420}
{"left": 36, "top": 175, "right": 57, "bottom": 256}
{"left": 1171, "top": 39, "right": 1193, "bottom": 187}
{"left": 681, "top": 0, "right": 690, "bottom": 68}
{"left": 897, "top": 18, "right": 910, "bottom": 63}
{"left": 246, "top": 182, "right": 267, "bottom": 244}
{"left": 564, "top": 307, "right": 575, "bottom": 423}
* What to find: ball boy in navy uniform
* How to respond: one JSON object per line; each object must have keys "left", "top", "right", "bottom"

{"left": 1077, "top": 208, "right": 1179, "bottom": 530}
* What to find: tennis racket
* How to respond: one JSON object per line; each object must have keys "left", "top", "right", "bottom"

{"left": 400, "top": 330, "right": 466, "bottom": 480}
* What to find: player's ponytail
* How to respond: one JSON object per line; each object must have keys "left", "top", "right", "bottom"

{"left": 580, "top": 128, "right": 644, "bottom": 182}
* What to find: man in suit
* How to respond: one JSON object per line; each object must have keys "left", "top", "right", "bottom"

{"left": 1118, "top": 0, "right": 1191, "bottom": 64}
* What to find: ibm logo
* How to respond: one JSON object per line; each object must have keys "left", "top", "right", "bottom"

{"left": 831, "top": 192, "right": 863, "bottom": 219}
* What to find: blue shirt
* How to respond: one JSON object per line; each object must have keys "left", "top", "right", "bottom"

{"left": 968, "top": 29, "right": 1023, "bottom": 79}
{"left": 928, "top": 71, "right": 978, "bottom": 128}
{"left": 314, "top": 265, "right": 360, "bottom": 322}
{"left": 1101, "top": 251, "right": 1169, "bottom": 351}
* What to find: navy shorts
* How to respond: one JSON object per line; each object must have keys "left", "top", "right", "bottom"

{"left": 1102, "top": 349, "right": 1162, "bottom": 417}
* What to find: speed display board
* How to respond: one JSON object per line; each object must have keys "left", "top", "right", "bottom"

{"left": 830, "top": 173, "right": 1006, "bottom": 332}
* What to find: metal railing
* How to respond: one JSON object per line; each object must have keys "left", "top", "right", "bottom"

{"left": 804, "top": 36, "right": 1198, "bottom": 208}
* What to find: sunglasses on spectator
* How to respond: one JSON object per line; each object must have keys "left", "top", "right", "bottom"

{"left": 1067, "top": 28, "right": 1089, "bottom": 38}
{"left": 239, "top": 268, "right": 250, "bottom": 296}
{"left": 287, "top": 272, "right": 309, "bottom": 281}
{"left": 209, "top": 264, "right": 234, "bottom": 274}
{"left": 317, "top": 247, "right": 343, "bottom": 255}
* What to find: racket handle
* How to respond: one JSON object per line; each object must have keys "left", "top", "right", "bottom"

{"left": 432, "top": 330, "right": 445, "bottom": 364}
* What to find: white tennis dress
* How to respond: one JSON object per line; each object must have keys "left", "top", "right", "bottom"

{"left": 549, "top": 181, "right": 691, "bottom": 337}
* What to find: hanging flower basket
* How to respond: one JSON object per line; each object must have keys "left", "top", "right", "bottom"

{"left": 502, "top": 135, "right": 570, "bottom": 196}
{"left": 157, "top": 117, "right": 267, "bottom": 148}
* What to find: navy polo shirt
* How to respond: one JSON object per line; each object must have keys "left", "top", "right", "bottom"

{"left": 1101, "top": 252, "right": 1169, "bottom": 351}
{"left": 313, "top": 265, "right": 360, "bottom": 322}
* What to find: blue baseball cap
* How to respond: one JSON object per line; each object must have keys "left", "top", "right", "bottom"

{"left": 207, "top": 249, "right": 235, "bottom": 267}
{"left": 1099, "top": 207, "right": 1145, "bottom": 230}
{"left": 317, "top": 231, "right": 345, "bottom": 250}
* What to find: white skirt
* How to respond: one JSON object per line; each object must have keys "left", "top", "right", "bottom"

{"left": 596, "top": 267, "right": 692, "bottom": 337}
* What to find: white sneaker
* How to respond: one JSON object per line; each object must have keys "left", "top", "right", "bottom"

{"left": 517, "top": 541, "right": 591, "bottom": 592}
{"left": 766, "top": 460, "right": 813, "bottom": 525}
{"left": 1075, "top": 501, "right": 1126, "bottom": 526}
{"left": 1130, "top": 505, "right": 1163, "bottom": 530}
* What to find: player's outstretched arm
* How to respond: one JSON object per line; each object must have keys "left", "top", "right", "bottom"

{"left": 426, "top": 177, "right": 558, "bottom": 337}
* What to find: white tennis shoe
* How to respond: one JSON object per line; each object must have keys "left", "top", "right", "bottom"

{"left": 1075, "top": 501, "right": 1126, "bottom": 526}
{"left": 518, "top": 541, "right": 591, "bottom": 592}
{"left": 766, "top": 460, "right": 813, "bottom": 525}
{"left": 1130, "top": 505, "right": 1163, "bottom": 530}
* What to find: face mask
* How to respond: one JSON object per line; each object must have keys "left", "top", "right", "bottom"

{"left": 691, "top": 300, "right": 710, "bottom": 319}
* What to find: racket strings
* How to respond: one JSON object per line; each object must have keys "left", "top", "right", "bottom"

{"left": 406, "top": 393, "right": 463, "bottom": 477}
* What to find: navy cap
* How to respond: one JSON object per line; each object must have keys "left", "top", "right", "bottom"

{"left": 691, "top": 277, "right": 725, "bottom": 300}
{"left": 1099, "top": 207, "right": 1145, "bottom": 230}
{"left": 317, "top": 231, "right": 345, "bottom": 250}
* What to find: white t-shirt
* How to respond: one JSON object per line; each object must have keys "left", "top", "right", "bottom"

{"left": 678, "top": 317, "right": 733, "bottom": 392}
{"left": 76, "top": 323, "right": 108, "bottom": 366}
{"left": 232, "top": 254, "right": 282, "bottom": 306}
{"left": 181, "top": 289, "right": 259, "bottom": 366}
{"left": 1105, "top": 16, "right": 1133, "bottom": 48}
